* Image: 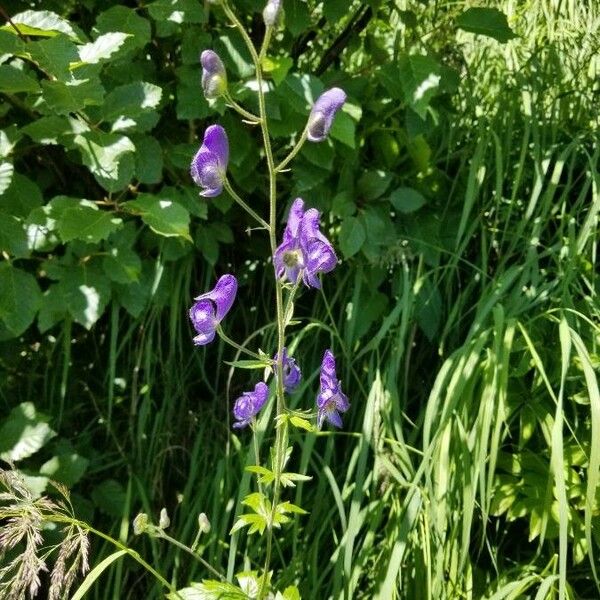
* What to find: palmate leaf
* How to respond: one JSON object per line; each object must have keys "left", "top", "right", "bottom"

{"left": 124, "top": 194, "right": 191, "bottom": 240}
{"left": 0, "top": 263, "right": 42, "bottom": 337}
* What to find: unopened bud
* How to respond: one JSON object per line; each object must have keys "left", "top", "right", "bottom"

{"left": 198, "top": 512, "right": 211, "bottom": 534}
{"left": 200, "top": 50, "right": 227, "bottom": 100}
{"left": 263, "top": 0, "right": 282, "bottom": 27}
{"left": 133, "top": 513, "right": 149, "bottom": 535}
{"left": 159, "top": 508, "right": 170, "bottom": 529}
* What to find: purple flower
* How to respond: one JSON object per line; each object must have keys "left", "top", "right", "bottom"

{"left": 273, "top": 198, "right": 337, "bottom": 289}
{"left": 190, "top": 125, "right": 229, "bottom": 197}
{"left": 274, "top": 347, "right": 302, "bottom": 393}
{"left": 233, "top": 382, "right": 269, "bottom": 428}
{"left": 307, "top": 88, "right": 347, "bottom": 142}
{"left": 263, "top": 0, "right": 282, "bottom": 26}
{"left": 316, "top": 350, "right": 349, "bottom": 429}
{"left": 189, "top": 274, "right": 237, "bottom": 345}
{"left": 201, "top": 50, "right": 227, "bottom": 99}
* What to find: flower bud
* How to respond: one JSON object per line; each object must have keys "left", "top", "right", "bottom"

{"left": 198, "top": 512, "right": 211, "bottom": 534}
{"left": 133, "top": 513, "right": 149, "bottom": 535}
{"left": 159, "top": 508, "right": 170, "bottom": 529}
{"left": 200, "top": 50, "right": 227, "bottom": 100}
{"left": 306, "top": 87, "right": 347, "bottom": 143}
{"left": 263, "top": 0, "right": 282, "bottom": 27}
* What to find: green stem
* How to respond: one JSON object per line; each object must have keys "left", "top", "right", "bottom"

{"left": 49, "top": 515, "right": 178, "bottom": 597}
{"left": 275, "top": 127, "right": 308, "bottom": 172}
{"left": 221, "top": 5, "right": 286, "bottom": 599}
{"left": 155, "top": 531, "right": 226, "bottom": 582}
{"left": 223, "top": 178, "right": 270, "bottom": 230}
{"left": 217, "top": 326, "right": 263, "bottom": 360}
{"left": 223, "top": 92, "right": 261, "bottom": 123}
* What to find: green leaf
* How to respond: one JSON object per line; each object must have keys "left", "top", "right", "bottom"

{"left": 286, "top": 0, "right": 311, "bottom": 36}
{"left": 58, "top": 204, "right": 122, "bottom": 243}
{"left": 7, "top": 10, "right": 81, "bottom": 41}
{"left": 289, "top": 415, "right": 315, "bottom": 432}
{"left": 0, "top": 402, "right": 56, "bottom": 462}
{"left": 147, "top": 0, "right": 205, "bottom": 25}
{"left": 330, "top": 110, "right": 356, "bottom": 148}
{"left": 95, "top": 6, "right": 151, "bottom": 53}
{"left": 21, "top": 115, "right": 74, "bottom": 145}
{"left": 280, "top": 471, "right": 312, "bottom": 487}
{"left": 331, "top": 191, "right": 356, "bottom": 218}
{"left": 0, "top": 30, "right": 24, "bottom": 55}
{"left": 0, "top": 125, "right": 20, "bottom": 159}
{"left": 225, "top": 359, "right": 272, "bottom": 370}
{"left": 0, "top": 173, "right": 43, "bottom": 217}
{"left": 28, "top": 35, "right": 79, "bottom": 80}
{"left": 358, "top": 170, "right": 393, "bottom": 200}
{"left": 0, "top": 161, "right": 14, "bottom": 194}
{"left": 41, "top": 78, "right": 104, "bottom": 114}
{"left": 390, "top": 187, "right": 427, "bottom": 213}
{"left": 263, "top": 56, "right": 293, "bottom": 86}
{"left": 0, "top": 212, "right": 28, "bottom": 257}
{"left": 230, "top": 513, "right": 268, "bottom": 535}
{"left": 102, "top": 82, "right": 163, "bottom": 121}
{"left": 0, "top": 263, "right": 42, "bottom": 336}
{"left": 37, "top": 263, "right": 111, "bottom": 331}
{"left": 40, "top": 452, "right": 89, "bottom": 486}
{"left": 75, "top": 32, "right": 130, "bottom": 65}
{"left": 132, "top": 135, "right": 163, "bottom": 184}
{"left": 91, "top": 479, "right": 127, "bottom": 517}
{"left": 72, "top": 131, "right": 135, "bottom": 192}
{"left": 71, "top": 551, "right": 128, "bottom": 600}
{"left": 456, "top": 8, "right": 517, "bottom": 43}
{"left": 0, "top": 65, "right": 39, "bottom": 93}
{"left": 124, "top": 194, "right": 191, "bottom": 240}
{"left": 276, "top": 501, "right": 308, "bottom": 515}
{"left": 398, "top": 54, "right": 441, "bottom": 119}
{"left": 103, "top": 246, "right": 141, "bottom": 283}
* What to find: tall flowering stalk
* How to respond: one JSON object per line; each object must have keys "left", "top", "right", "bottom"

{"left": 183, "top": 2, "right": 349, "bottom": 597}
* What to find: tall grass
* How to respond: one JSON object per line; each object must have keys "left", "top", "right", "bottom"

{"left": 4, "top": 0, "right": 598, "bottom": 598}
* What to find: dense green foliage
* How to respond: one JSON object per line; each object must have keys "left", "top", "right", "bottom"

{"left": 0, "top": 0, "right": 599, "bottom": 598}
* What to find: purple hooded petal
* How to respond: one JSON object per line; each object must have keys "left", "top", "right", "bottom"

{"left": 233, "top": 382, "right": 269, "bottom": 428}
{"left": 191, "top": 125, "right": 229, "bottom": 197}
{"left": 274, "top": 238, "right": 303, "bottom": 283}
{"left": 263, "top": 0, "right": 282, "bottom": 26}
{"left": 284, "top": 198, "right": 305, "bottom": 243}
{"left": 307, "top": 87, "right": 347, "bottom": 142}
{"left": 299, "top": 209, "right": 337, "bottom": 287}
{"left": 316, "top": 349, "right": 349, "bottom": 429}
{"left": 274, "top": 347, "right": 302, "bottom": 393}
{"left": 201, "top": 50, "right": 227, "bottom": 99}
{"left": 203, "top": 124, "right": 229, "bottom": 170}
{"left": 194, "top": 274, "right": 237, "bottom": 322}
{"left": 189, "top": 299, "right": 217, "bottom": 346}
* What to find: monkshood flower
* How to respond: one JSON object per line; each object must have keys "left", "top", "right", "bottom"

{"left": 189, "top": 274, "right": 237, "bottom": 345}
{"left": 316, "top": 349, "right": 349, "bottom": 429}
{"left": 190, "top": 125, "right": 229, "bottom": 197}
{"left": 200, "top": 50, "right": 227, "bottom": 99}
{"left": 274, "top": 347, "right": 302, "bottom": 393}
{"left": 307, "top": 87, "right": 347, "bottom": 142}
{"left": 263, "top": 0, "right": 282, "bottom": 26}
{"left": 273, "top": 198, "right": 337, "bottom": 288}
{"left": 233, "top": 382, "right": 269, "bottom": 428}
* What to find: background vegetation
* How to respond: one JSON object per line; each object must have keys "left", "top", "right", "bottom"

{"left": 0, "top": 0, "right": 599, "bottom": 598}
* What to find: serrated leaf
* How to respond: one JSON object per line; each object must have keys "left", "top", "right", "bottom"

{"left": 41, "top": 78, "right": 104, "bottom": 114}
{"left": 76, "top": 32, "right": 130, "bottom": 65}
{"left": 7, "top": 10, "right": 80, "bottom": 41}
{"left": 132, "top": 135, "right": 163, "bottom": 184}
{"left": 21, "top": 115, "right": 74, "bottom": 145}
{"left": 72, "top": 131, "right": 135, "bottom": 191}
{"left": 124, "top": 194, "right": 191, "bottom": 240}
{"left": 102, "top": 246, "right": 141, "bottom": 283}
{"left": 0, "top": 173, "right": 43, "bottom": 217}
{"left": 0, "top": 161, "right": 14, "bottom": 195}
{"left": 456, "top": 7, "right": 517, "bottom": 43}
{"left": 289, "top": 415, "right": 315, "bottom": 432}
{"left": 40, "top": 452, "right": 89, "bottom": 486}
{"left": 29, "top": 34, "right": 79, "bottom": 80}
{"left": 58, "top": 205, "right": 122, "bottom": 243}
{"left": 102, "top": 82, "right": 163, "bottom": 121}
{"left": 398, "top": 54, "right": 441, "bottom": 119}
{"left": 95, "top": 6, "right": 151, "bottom": 53}
{"left": 276, "top": 501, "right": 308, "bottom": 515}
{"left": 390, "top": 187, "right": 427, "bottom": 213}
{"left": 0, "top": 263, "right": 42, "bottom": 336}
{"left": 0, "top": 212, "right": 28, "bottom": 257}
{"left": 339, "top": 216, "right": 366, "bottom": 259}
{"left": 230, "top": 513, "right": 268, "bottom": 535}
{"left": 0, "top": 402, "right": 56, "bottom": 462}
{"left": 0, "top": 65, "right": 39, "bottom": 93}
